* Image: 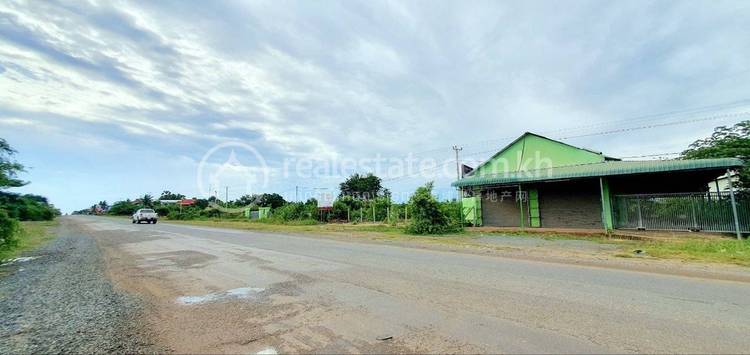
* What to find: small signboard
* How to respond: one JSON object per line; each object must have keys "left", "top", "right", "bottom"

{"left": 317, "top": 191, "right": 334, "bottom": 208}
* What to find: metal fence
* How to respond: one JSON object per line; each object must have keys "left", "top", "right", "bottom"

{"left": 612, "top": 192, "right": 750, "bottom": 233}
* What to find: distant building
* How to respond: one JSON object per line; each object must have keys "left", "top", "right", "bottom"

{"left": 179, "top": 199, "right": 196, "bottom": 206}
{"left": 708, "top": 172, "right": 740, "bottom": 193}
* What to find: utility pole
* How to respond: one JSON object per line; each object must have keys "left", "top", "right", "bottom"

{"left": 452, "top": 145, "right": 463, "bottom": 181}
{"left": 225, "top": 187, "right": 229, "bottom": 208}
{"left": 295, "top": 186, "right": 299, "bottom": 202}
{"left": 727, "top": 169, "right": 742, "bottom": 240}
{"left": 452, "top": 145, "right": 464, "bottom": 225}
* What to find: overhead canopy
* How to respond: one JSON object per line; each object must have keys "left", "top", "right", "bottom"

{"left": 453, "top": 157, "right": 743, "bottom": 188}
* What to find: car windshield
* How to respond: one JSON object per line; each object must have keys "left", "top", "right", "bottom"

{"left": 140, "top": 209, "right": 154, "bottom": 213}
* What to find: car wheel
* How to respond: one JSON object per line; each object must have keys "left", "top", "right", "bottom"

{"left": 132, "top": 219, "right": 136, "bottom": 224}
{"left": 153, "top": 220, "right": 157, "bottom": 224}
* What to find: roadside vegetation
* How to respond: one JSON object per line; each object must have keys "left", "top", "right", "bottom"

{"left": 626, "top": 238, "right": 750, "bottom": 266}
{"left": 83, "top": 173, "right": 464, "bottom": 236}
{"left": 470, "top": 229, "right": 750, "bottom": 266}
{"left": 0, "top": 138, "right": 60, "bottom": 259}
{"left": 0, "top": 220, "right": 59, "bottom": 261}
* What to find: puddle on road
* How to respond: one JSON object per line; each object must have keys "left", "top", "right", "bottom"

{"left": 176, "top": 287, "right": 265, "bottom": 305}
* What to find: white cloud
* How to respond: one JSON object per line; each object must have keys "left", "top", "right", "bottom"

{"left": 1, "top": 0, "right": 750, "bottom": 211}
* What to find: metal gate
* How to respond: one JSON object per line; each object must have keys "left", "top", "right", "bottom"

{"left": 612, "top": 192, "right": 750, "bottom": 233}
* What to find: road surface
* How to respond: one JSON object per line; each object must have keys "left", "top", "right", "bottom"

{"left": 73, "top": 216, "right": 750, "bottom": 353}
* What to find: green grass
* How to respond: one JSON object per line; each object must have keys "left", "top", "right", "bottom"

{"left": 0, "top": 220, "right": 59, "bottom": 261}
{"left": 166, "top": 218, "right": 406, "bottom": 235}
{"left": 629, "top": 239, "right": 750, "bottom": 266}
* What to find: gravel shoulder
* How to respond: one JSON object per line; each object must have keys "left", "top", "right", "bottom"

{"left": 0, "top": 218, "right": 158, "bottom": 354}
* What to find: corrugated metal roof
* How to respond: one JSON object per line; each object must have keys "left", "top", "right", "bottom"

{"left": 452, "top": 158, "right": 744, "bottom": 188}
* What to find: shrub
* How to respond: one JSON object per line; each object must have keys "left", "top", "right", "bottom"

{"left": 272, "top": 201, "right": 317, "bottom": 221}
{"left": 0, "top": 193, "right": 59, "bottom": 221}
{"left": 0, "top": 210, "right": 19, "bottom": 250}
{"left": 331, "top": 196, "right": 361, "bottom": 221}
{"left": 107, "top": 200, "right": 139, "bottom": 216}
{"left": 405, "top": 182, "right": 462, "bottom": 235}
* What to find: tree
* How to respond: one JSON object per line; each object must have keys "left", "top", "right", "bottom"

{"left": 160, "top": 190, "right": 185, "bottom": 200}
{"left": 194, "top": 198, "right": 209, "bottom": 209}
{"left": 236, "top": 193, "right": 287, "bottom": 209}
{"left": 682, "top": 121, "right": 750, "bottom": 189}
{"left": 0, "top": 193, "right": 59, "bottom": 221}
{"left": 258, "top": 193, "right": 286, "bottom": 208}
{"left": 339, "top": 173, "right": 383, "bottom": 200}
{"left": 0, "top": 138, "right": 27, "bottom": 189}
{"left": 108, "top": 200, "right": 138, "bottom": 215}
{"left": 141, "top": 194, "right": 154, "bottom": 208}
{"left": 235, "top": 194, "right": 258, "bottom": 207}
{"left": 405, "top": 182, "right": 460, "bottom": 234}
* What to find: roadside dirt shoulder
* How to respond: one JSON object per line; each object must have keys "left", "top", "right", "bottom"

{"left": 171, "top": 223, "right": 750, "bottom": 284}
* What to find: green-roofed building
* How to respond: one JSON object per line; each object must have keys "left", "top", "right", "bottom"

{"left": 452, "top": 132, "right": 746, "bottom": 233}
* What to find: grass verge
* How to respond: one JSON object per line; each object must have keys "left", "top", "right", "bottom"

{"left": 0, "top": 220, "right": 59, "bottom": 261}
{"left": 626, "top": 239, "right": 750, "bottom": 266}
{"left": 166, "top": 218, "right": 407, "bottom": 235}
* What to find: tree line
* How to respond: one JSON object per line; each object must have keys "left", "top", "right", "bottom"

{"left": 79, "top": 172, "right": 462, "bottom": 234}
{"left": 1, "top": 138, "right": 61, "bottom": 252}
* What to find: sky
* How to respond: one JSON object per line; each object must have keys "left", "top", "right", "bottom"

{"left": 1, "top": 0, "right": 750, "bottom": 213}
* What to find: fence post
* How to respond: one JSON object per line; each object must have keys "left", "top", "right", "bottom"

{"left": 636, "top": 197, "right": 644, "bottom": 230}
{"left": 690, "top": 197, "right": 699, "bottom": 231}
{"left": 727, "top": 169, "right": 742, "bottom": 240}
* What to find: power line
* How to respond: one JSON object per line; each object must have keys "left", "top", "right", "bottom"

{"left": 619, "top": 152, "right": 681, "bottom": 159}
{"left": 382, "top": 111, "right": 750, "bottom": 183}
{"left": 406, "top": 98, "right": 750, "bottom": 158}
{"left": 558, "top": 111, "right": 750, "bottom": 140}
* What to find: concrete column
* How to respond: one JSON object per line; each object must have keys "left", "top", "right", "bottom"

{"left": 599, "top": 177, "right": 614, "bottom": 232}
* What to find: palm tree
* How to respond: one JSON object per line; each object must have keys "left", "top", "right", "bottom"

{"left": 141, "top": 194, "right": 154, "bottom": 208}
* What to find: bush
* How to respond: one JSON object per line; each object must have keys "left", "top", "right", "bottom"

{"left": 200, "top": 207, "right": 222, "bottom": 218}
{"left": 0, "top": 193, "right": 59, "bottom": 221}
{"left": 405, "top": 182, "right": 462, "bottom": 235}
{"left": 272, "top": 201, "right": 318, "bottom": 221}
{"left": 107, "top": 200, "right": 139, "bottom": 216}
{"left": 331, "top": 196, "right": 361, "bottom": 221}
{"left": 0, "top": 210, "right": 19, "bottom": 250}
{"left": 167, "top": 210, "right": 200, "bottom": 220}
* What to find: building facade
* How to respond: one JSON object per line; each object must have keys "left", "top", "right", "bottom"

{"left": 453, "top": 133, "right": 744, "bottom": 232}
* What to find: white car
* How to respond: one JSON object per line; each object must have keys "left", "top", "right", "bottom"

{"left": 132, "top": 208, "right": 158, "bottom": 224}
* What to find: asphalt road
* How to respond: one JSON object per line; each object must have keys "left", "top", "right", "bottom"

{"left": 74, "top": 216, "right": 750, "bottom": 353}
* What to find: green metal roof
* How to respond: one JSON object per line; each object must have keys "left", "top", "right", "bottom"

{"left": 452, "top": 158, "right": 744, "bottom": 188}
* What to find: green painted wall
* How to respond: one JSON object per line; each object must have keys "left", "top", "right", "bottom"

{"left": 473, "top": 133, "right": 606, "bottom": 176}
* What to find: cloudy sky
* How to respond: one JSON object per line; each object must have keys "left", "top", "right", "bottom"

{"left": 1, "top": 0, "right": 749, "bottom": 212}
